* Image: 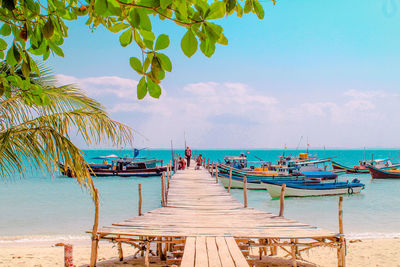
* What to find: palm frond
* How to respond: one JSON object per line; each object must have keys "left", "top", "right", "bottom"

{"left": 0, "top": 62, "right": 133, "bottom": 196}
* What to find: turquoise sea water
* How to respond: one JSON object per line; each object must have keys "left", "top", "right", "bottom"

{"left": 1, "top": 149, "right": 400, "bottom": 242}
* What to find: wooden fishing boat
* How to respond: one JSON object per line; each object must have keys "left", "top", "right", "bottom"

{"left": 217, "top": 173, "right": 265, "bottom": 190}
{"left": 367, "top": 165, "right": 400, "bottom": 179}
{"left": 332, "top": 160, "right": 400, "bottom": 174}
{"left": 217, "top": 172, "right": 313, "bottom": 190}
{"left": 60, "top": 158, "right": 168, "bottom": 178}
{"left": 263, "top": 179, "right": 365, "bottom": 198}
{"left": 217, "top": 164, "right": 304, "bottom": 179}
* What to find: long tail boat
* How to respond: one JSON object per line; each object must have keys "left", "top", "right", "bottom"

{"left": 217, "top": 164, "right": 304, "bottom": 179}
{"left": 263, "top": 179, "right": 365, "bottom": 198}
{"left": 367, "top": 165, "right": 400, "bottom": 179}
{"left": 59, "top": 158, "right": 168, "bottom": 178}
{"left": 331, "top": 160, "right": 400, "bottom": 174}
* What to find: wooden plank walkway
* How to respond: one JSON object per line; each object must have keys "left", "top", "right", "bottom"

{"left": 91, "top": 163, "right": 344, "bottom": 266}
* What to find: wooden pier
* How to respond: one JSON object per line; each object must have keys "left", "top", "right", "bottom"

{"left": 89, "top": 162, "right": 345, "bottom": 266}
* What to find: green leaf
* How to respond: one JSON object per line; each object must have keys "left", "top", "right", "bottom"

{"left": 156, "top": 53, "right": 172, "bottom": 72}
{"left": 43, "top": 18, "right": 55, "bottom": 40}
{"left": 130, "top": 56, "right": 143, "bottom": 74}
{"left": 138, "top": 9, "right": 152, "bottom": 31}
{"left": 244, "top": 0, "right": 252, "bottom": 14}
{"left": 147, "top": 77, "right": 161, "bottom": 98}
{"left": 49, "top": 41, "right": 64, "bottom": 57}
{"left": 253, "top": 0, "right": 264, "bottom": 19}
{"left": 0, "top": 38, "right": 7, "bottom": 50}
{"left": 137, "top": 77, "right": 147, "bottom": 99}
{"left": 151, "top": 56, "right": 162, "bottom": 82}
{"left": 200, "top": 39, "right": 216, "bottom": 57}
{"left": 108, "top": 23, "right": 129, "bottom": 33}
{"left": 6, "top": 47, "right": 17, "bottom": 66}
{"left": 181, "top": 30, "right": 197, "bottom": 58}
{"left": 94, "top": 0, "right": 108, "bottom": 16}
{"left": 226, "top": 0, "right": 236, "bottom": 13}
{"left": 129, "top": 8, "right": 141, "bottom": 28}
{"left": 0, "top": 24, "right": 11, "bottom": 36}
{"left": 120, "top": 29, "right": 133, "bottom": 47}
{"left": 160, "top": 0, "right": 172, "bottom": 9}
{"left": 217, "top": 33, "right": 228, "bottom": 45}
{"left": 206, "top": 1, "right": 226, "bottom": 20}
{"left": 139, "top": 30, "right": 155, "bottom": 41}
{"left": 175, "top": 0, "right": 188, "bottom": 18}
{"left": 133, "top": 30, "right": 145, "bottom": 49}
{"left": 236, "top": 2, "right": 243, "bottom": 17}
{"left": 154, "top": 34, "right": 169, "bottom": 51}
{"left": 0, "top": 51, "right": 4, "bottom": 59}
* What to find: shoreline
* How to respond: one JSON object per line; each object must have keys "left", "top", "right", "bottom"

{"left": 1, "top": 232, "right": 399, "bottom": 246}
{"left": 0, "top": 238, "right": 399, "bottom": 266}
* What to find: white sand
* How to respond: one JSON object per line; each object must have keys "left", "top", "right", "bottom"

{"left": 1, "top": 238, "right": 400, "bottom": 266}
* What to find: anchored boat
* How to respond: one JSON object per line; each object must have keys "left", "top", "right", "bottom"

{"left": 367, "top": 165, "right": 400, "bottom": 179}
{"left": 331, "top": 159, "right": 400, "bottom": 173}
{"left": 263, "top": 179, "right": 365, "bottom": 198}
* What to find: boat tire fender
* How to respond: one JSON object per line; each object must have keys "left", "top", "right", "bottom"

{"left": 348, "top": 187, "right": 354, "bottom": 194}
{"left": 113, "top": 171, "right": 117, "bottom": 176}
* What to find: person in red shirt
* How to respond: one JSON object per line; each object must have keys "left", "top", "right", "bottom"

{"left": 180, "top": 156, "right": 186, "bottom": 170}
{"left": 185, "top": 146, "right": 191, "bottom": 167}
{"left": 195, "top": 154, "right": 203, "bottom": 170}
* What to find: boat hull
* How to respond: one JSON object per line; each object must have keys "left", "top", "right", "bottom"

{"left": 331, "top": 161, "right": 400, "bottom": 174}
{"left": 219, "top": 176, "right": 265, "bottom": 190}
{"left": 367, "top": 165, "right": 400, "bottom": 179}
{"left": 89, "top": 166, "right": 167, "bottom": 177}
{"left": 263, "top": 183, "right": 364, "bottom": 198}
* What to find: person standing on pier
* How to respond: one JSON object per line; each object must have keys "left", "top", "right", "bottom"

{"left": 185, "top": 146, "right": 192, "bottom": 167}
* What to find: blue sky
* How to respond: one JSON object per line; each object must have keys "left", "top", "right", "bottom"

{"left": 50, "top": 0, "right": 400, "bottom": 149}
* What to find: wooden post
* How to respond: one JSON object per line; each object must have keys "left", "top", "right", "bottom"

{"left": 291, "top": 239, "right": 297, "bottom": 267}
{"left": 279, "top": 184, "right": 286, "bottom": 217}
{"left": 211, "top": 162, "right": 214, "bottom": 176}
{"left": 161, "top": 173, "right": 165, "bottom": 207}
{"left": 338, "top": 196, "right": 346, "bottom": 267}
{"left": 118, "top": 242, "right": 123, "bottom": 261}
{"left": 207, "top": 159, "right": 209, "bottom": 169}
{"left": 243, "top": 176, "right": 248, "bottom": 208}
{"left": 215, "top": 164, "right": 219, "bottom": 183}
{"left": 138, "top": 184, "right": 142, "bottom": 216}
{"left": 90, "top": 188, "right": 99, "bottom": 267}
{"left": 167, "top": 164, "right": 170, "bottom": 189}
{"left": 339, "top": 196, "right": 343, "bottom": 234}
{"left": 228, "top": 166, "right": 233, "bottom": 193}
{"left": 145, "top": 241, "right": 150, "bottom": 267}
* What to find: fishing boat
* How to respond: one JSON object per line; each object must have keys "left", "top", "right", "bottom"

{"left": 60, "top": 151, "right": 168, "bottom": 177}
{"left": 217, "top": 173, "right": 265, "bottom": 190}
{"left": 331, "top": 159, "right": 400, "bottom": 173}
{"left": 217, "top": 164, "right": 304, "bottom": 179}
{"left": 367, "top": 165, "right": 400, "bottom": 179}
{"left": 263, "top": 179, "right": 365, "bottom": 198}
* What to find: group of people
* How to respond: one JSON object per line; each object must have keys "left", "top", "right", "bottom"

{"left": 177, "top": 146, "right": 203, "bottom": 170}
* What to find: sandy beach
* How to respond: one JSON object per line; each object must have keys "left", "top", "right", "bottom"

{"left": 1, "top": 238, "right": 399, "bottom": 266}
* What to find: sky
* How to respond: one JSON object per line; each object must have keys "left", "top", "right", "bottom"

{"left": 49, "top": 0, "right": 400, "bottom": 149}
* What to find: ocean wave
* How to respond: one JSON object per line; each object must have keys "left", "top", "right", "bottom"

{"left": 346, "top": 232, "right": 400, "bottom": 239}
{"left": 0, "top": 235, "right": 90, "bottom": 245}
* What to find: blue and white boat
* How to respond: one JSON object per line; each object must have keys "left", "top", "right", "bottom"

{"left": 263, "top": 179, "right": 365, "bottom": 198}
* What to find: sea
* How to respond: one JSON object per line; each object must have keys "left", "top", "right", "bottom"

{"left": 1, "top": 149, "right": 400, "bottom": 244}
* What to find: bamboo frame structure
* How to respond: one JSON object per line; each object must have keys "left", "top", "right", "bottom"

{"left": 89, "top": 163, "right": 345, "bottom": 267}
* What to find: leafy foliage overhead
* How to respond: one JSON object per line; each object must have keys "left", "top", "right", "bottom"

{"left": 0, "top": 0, "right": 275, "bottom": 100}
{"left": 0, "top": 62, "right": 133, "bottom": 194}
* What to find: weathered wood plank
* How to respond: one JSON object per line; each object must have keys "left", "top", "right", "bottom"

{"left": 195, "top": 236, "right": 208, "bottom": 267}
{"left": 206, "top": 237, "right": 222, "bottom": 267}
{"left": 225, "top": 237, "right": 249, "bottom": 267}
{"left": 216, "top": 236, "right": 235, "bottom": 267}
{"left": 181, "top": 237, "right": 196, "bottom": 267}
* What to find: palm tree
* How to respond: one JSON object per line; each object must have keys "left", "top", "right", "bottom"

{"left": 0, "top": 63, "right": 133, "bottom": 193}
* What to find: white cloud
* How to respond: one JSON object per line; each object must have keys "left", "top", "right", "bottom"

{"left": 56, "top": 74, "right": 400, "bottom": 148}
